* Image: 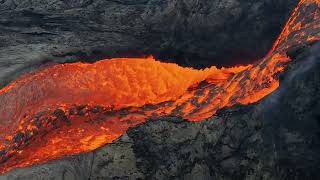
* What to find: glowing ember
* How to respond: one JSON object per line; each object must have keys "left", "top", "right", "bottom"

{"left": 0, "top": 0, "right": 319, "bottom": 174}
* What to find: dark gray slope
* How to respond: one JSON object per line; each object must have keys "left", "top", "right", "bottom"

{"left": 1, "top": 42, "right": 319, "bottom": 180}
{"left": 0, "top": 0, "right": 297, "bottom": 88}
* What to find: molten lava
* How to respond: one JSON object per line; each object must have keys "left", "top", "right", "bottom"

{"left": 0, "top": 0, "right": 319, "bottom": 174}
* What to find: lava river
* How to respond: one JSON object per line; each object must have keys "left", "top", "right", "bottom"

{"left": 0, "top": 0, "right": 319, "bottom": 174}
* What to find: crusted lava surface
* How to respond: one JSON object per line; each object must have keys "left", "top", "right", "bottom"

{"left": 0, "top": 0, "right": 319, "bottom": 175}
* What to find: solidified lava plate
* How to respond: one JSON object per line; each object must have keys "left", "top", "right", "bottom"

{"left": 0, "top": 0, "right": 319, "bottom": 174}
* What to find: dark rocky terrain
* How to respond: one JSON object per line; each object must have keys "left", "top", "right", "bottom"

{"left": 1, "top": 42, "right": 319, "bottom": 180}
{"left": 2, "top": 0, "right": 320, "bottom": 179}
{"left": 0, "top": 0, "right": 297, "bottom": 88}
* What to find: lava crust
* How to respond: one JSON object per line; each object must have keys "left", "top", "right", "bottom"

{"left": 0, "top": 0, "right": 319, "bottom": 174}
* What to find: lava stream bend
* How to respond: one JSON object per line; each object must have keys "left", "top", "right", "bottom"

{"left": 0, "top": 0, "right": 319, "bottom": 174}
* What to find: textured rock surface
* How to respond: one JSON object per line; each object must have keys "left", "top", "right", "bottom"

{"left": 0, "top": 0, "right": 297, "bottom": 88}
{"left": 1, "top": 43, "right": 319, "bottom": 180}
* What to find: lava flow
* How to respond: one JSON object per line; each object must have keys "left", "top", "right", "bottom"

{"left": 0, "top": 0, "right": 319, "bottom": 174}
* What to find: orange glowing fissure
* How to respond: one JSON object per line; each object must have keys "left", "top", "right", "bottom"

{"left": 0, "top": 0, "right": 319, "bottom": 174}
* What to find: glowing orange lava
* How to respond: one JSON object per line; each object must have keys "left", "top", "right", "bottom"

{"left": 0, "top": 0, "right": 319, "bottom": 174}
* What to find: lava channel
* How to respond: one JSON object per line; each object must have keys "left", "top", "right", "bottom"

{"left": 0, "top": 0, "right": 319, "bottom": 174}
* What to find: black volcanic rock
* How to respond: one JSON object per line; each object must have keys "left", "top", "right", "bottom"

{"left": 0, "top": 0, "right": 297, "bottom": 88}
{"left": 1, "top": 43, "right": 319, "bottom": 180}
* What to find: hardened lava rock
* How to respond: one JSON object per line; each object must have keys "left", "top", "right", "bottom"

{"left": 0, "top": 0, "right": 297, "bottom": 87}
